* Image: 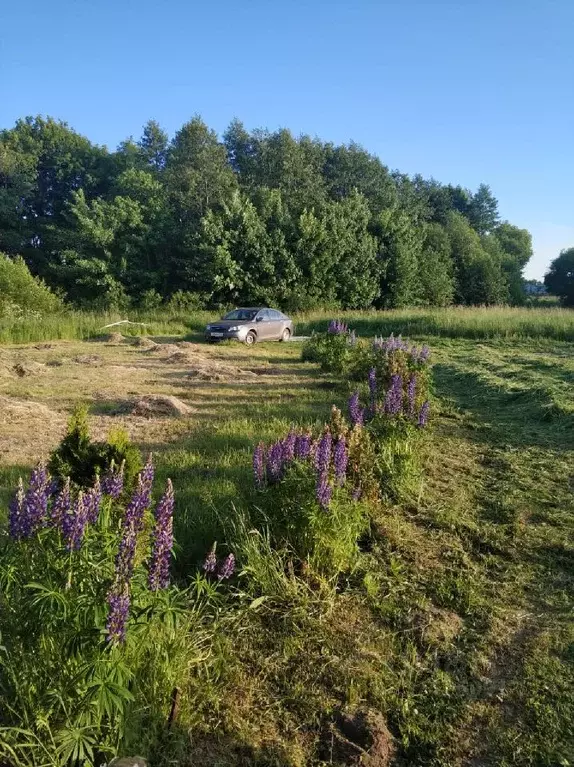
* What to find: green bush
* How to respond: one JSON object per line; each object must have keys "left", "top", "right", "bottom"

{"left": 0, "top": 253, "right": 63, "bottom": 317}
{"left": 48, "top": 406, "right": 142, "bottom": 490}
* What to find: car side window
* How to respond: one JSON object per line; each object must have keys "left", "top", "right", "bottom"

{"left": 257, "top": 310, "right": 270, "bottom": 321}
{"left": 271, "top": 310, "right": 281, "bottom": 319}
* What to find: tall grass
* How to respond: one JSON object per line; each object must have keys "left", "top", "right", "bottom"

{"left": 0, "top": 309, "right": 214, "bottom": 344}
{"left": 296, "top": 305, "right": 574, "bottom": 341}
{"left": 1, "top": 304, "right": 574, "bottom": 345}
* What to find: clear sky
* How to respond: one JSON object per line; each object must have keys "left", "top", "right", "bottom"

{"left": 2, "top": 0, "right": 572, "bottom": 278}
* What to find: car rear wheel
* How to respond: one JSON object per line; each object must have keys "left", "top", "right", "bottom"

{"left": 280, "top": 328, "right": 291, "bottom": 342}
{"left": 245, "top": 331, "right": 257, "bottom": 346}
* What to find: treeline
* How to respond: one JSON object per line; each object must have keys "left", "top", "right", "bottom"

{"left": 0, "top": 116, "right": 533, "bottom": 311}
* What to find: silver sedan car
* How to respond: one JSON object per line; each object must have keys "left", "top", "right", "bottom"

{"left": 205, "top": 307, "right": 294, "bottom": 345}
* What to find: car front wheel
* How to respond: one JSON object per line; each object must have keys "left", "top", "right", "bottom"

{"left": 280, "top": 328, "right": 291, "bottom": 342}
{"left": 245, "top": 331, "right": 257, "bottom": 346}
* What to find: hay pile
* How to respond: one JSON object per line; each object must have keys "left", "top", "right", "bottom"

{"left": 12, "top": 360, "right": 46, "bottom": 377}
{"left": 131, "top": 394, "right": 193, "bottom": 417}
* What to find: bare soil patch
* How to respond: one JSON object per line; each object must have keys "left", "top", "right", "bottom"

{"left": 73, "top": 354, "right": 102, "bottom": 365}
{"left": 13, "top": 360, "right": 46, "bottom": 377}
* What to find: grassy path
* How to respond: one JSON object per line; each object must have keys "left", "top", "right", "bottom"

{"left": 0, "top": 335, "right": 572, "bottom": 765}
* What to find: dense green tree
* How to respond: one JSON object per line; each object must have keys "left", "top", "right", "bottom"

{"left": 446, "top": 212, "right": 507, "bottom": 305}
{"left": 467, "top": 183, "right": 500, "bottom": 235}
{"left": 376, "top": 208, "right": 422, "bottom": 308}
{"left": 0, "top": 112, "right": 533, "bottom": 310}
{"left": 138, "top": 120, "right": 168, "bottom": 172}
{"left": 419, "top": 223, "right": 455, "bottom": 306}
{"left": 544, "top": 248, "right": 574, "bottom": 306}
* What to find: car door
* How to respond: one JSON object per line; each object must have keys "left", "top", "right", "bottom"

{"left": 267, "top": 310, "right": 284, "bottom": 339}
{"left": 255, "top": 309, "right": 273, "bottom": 339}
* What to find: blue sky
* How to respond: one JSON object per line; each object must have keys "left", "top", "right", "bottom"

{"left": 1, "top": 0, "right": 572, "bottom": 278}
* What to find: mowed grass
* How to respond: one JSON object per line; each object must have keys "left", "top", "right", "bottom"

{"left": 0, "top": 322, "right": 573, "bottom": 765}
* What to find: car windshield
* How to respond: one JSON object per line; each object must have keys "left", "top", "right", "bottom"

{"left": 222, "top": 309, "right": 258, "bottom": 321}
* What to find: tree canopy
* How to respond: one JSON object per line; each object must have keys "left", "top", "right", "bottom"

{"left": 0, "top": 114, "right": 535, "bottom": 310}
{"left": 544, "top": 248, "right": 574, "bottom": 306}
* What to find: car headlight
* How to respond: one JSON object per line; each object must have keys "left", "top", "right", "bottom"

{"left": 205, "top": 325, "right": 211, "bottom": 331}
{"left": 228, "top": 325, "right": 240, "bottom": 332}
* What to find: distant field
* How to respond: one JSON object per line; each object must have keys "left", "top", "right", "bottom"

{"left": 297, "top": 305, "right": 574, "bottom": 341}
{"left": 1, "top": 304, "right": 573, "bottom": 345}
{"left": 0, "top": 323, "right": 572, "bottom": 765}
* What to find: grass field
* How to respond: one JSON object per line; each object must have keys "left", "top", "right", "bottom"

{"left": 2, "top": 304, "right": 574, "bottom": 345}
{"left": 0, "top": 313, "right": 573, "bottom": 766}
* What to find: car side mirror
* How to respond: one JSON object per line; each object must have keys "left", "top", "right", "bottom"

{"left": 256, "top": 316, "right": 263, "bottom": 322}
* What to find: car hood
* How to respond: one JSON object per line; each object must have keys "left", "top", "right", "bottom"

{"left": 208, "top": 319, "right": 253, "bottom": 328}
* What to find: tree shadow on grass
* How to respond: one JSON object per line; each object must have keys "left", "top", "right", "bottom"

{"left": 433, "top": 363, "right": 574, "bottom": 452}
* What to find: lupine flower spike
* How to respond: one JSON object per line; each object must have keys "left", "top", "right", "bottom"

{"left": 218, "top": 553, "right": 236, "bottom": 580}
{"left": 253, "top": 442, "right": 266, "bottom": 489}
{"left": 417, "top": 401, "right": 430, "bottom": 428}
{"left": 149, "top": 479, "right": 175, "bottom": 590}
{"left": 203, "top": 543, "right": 217, "bottom": 573}
{"left": 8, "top": 478, "right": 25, "bottom": 541}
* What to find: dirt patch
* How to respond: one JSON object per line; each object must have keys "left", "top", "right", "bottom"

{"left": 46, "top": 358, "right": 70, "bottom": 367}
{"left": 414, "top": 607, "right": 464, "bottom": 647}
{"left": 186, "top": 360, "right": 257, "bottom": 382}
{"left": 133, "top": 336, "right": 158, "bottom": 349}
{"left": 0, "top": 396, "right": 66, "bottom": 462}
{"left": 73, "top": 354, "right": 102, "bottom": 365}
{"left": 148, "top": 343, "right": 181, "bottom": 355}
{"left": 131, "top": 394, "right": 193, "bottom": 417}
{"left": 164, "top": 351, "right": 198, "bottom": 364}
{"left": 321, "top": 710, "right": 395, "bottom": 766}
{"left": 13, "top": 360, "right": 46, "bottom": 377}
{"left": 248, "top": 366, "right": 284, "bottom": 376}
{"left": 104, "top": 332, "right": 126, "bottom": 344}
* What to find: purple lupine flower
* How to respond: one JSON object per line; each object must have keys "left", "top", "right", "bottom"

{"left": 106, "top": 584, "right": 130, "bottom": 644}
{"left": 148, "top": 479, "right": 175, "bottom": 590}
{"left": 51, "top": 477, "right": 71, "bottom": 527}
{"left": 62, "top": 491, "right": 88, "bottom": 551}
{"left": 314, "top": 430, "right": 332, "bottom": 475}
{"left": 113, "top": 475, "right": 151, "bottom": 586}
{"left": 124, "top": 474, "right": 151, "bottom": 535}
{"left": 218, "top": 553, "right": 236, "bottom": 580}
{"left": 316, "top": 472, "right": 333, "bottom": 509}
{"left": 8, "top": 478, "right": 25, "bottom": 541}
{"left": 85, "top": 476, "right": 102, "bottom": 524}
{"left": 253, "top": 442, "right": 266, "bottom": 489}
{"left": 348, "top": 330, "right": 357, "bottom": 346}
{"left": 294, "top": 433, "right": 312, "bottom": 460}
{"left": 368, "top": 368, "right": 377, "bottom": 406}
{"left": 266, "top": 441, "right": 284, "bottom": 483}
{"left": 348, "top": 391, "right": 365, "bottom": 427}
{"left": 407, "top": 374, "right": 417, "bottom": 416}
{"left": 417, "top": 400, "right": 430, "bottom": 428}
{"left": 328, "top": 319, "right": 349, "bottom": 335}
{"left": 282, "top": 430, "right": 297, "bottom": 464}
{"left": 419, "top": 345, "right": 430, "bottom": 363}
{"left": 333, "top": 436, "right": 348, "bottom": 486}
{"left": 101, "top": 460, "right": 125, "bottom": 499}
{"left": 352, "top": 486, "right": 362, "bottom": 501}
{"left": 21, "top": 463, "right": 51, "bottom": 536}
{"left": 384, "top": 374, "right": 404, "bottom": 416}
{"left": 141, "top": 453, "right": 154, "bottom": 492}
{"left": 203, "top": 544, "right": 217, "bottom": 573}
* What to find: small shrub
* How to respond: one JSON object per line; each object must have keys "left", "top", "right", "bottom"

{"left": 48, "top": 405, "right": 142, "bottom": 490}
{"left": 301, "top": 319, "right": 358, "bottom": 374}
{"left": 0, "top": 253, "right": 63, "bottom": 316}
{"left": 166, "top": 290, "right": 206, "bottom": 314}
